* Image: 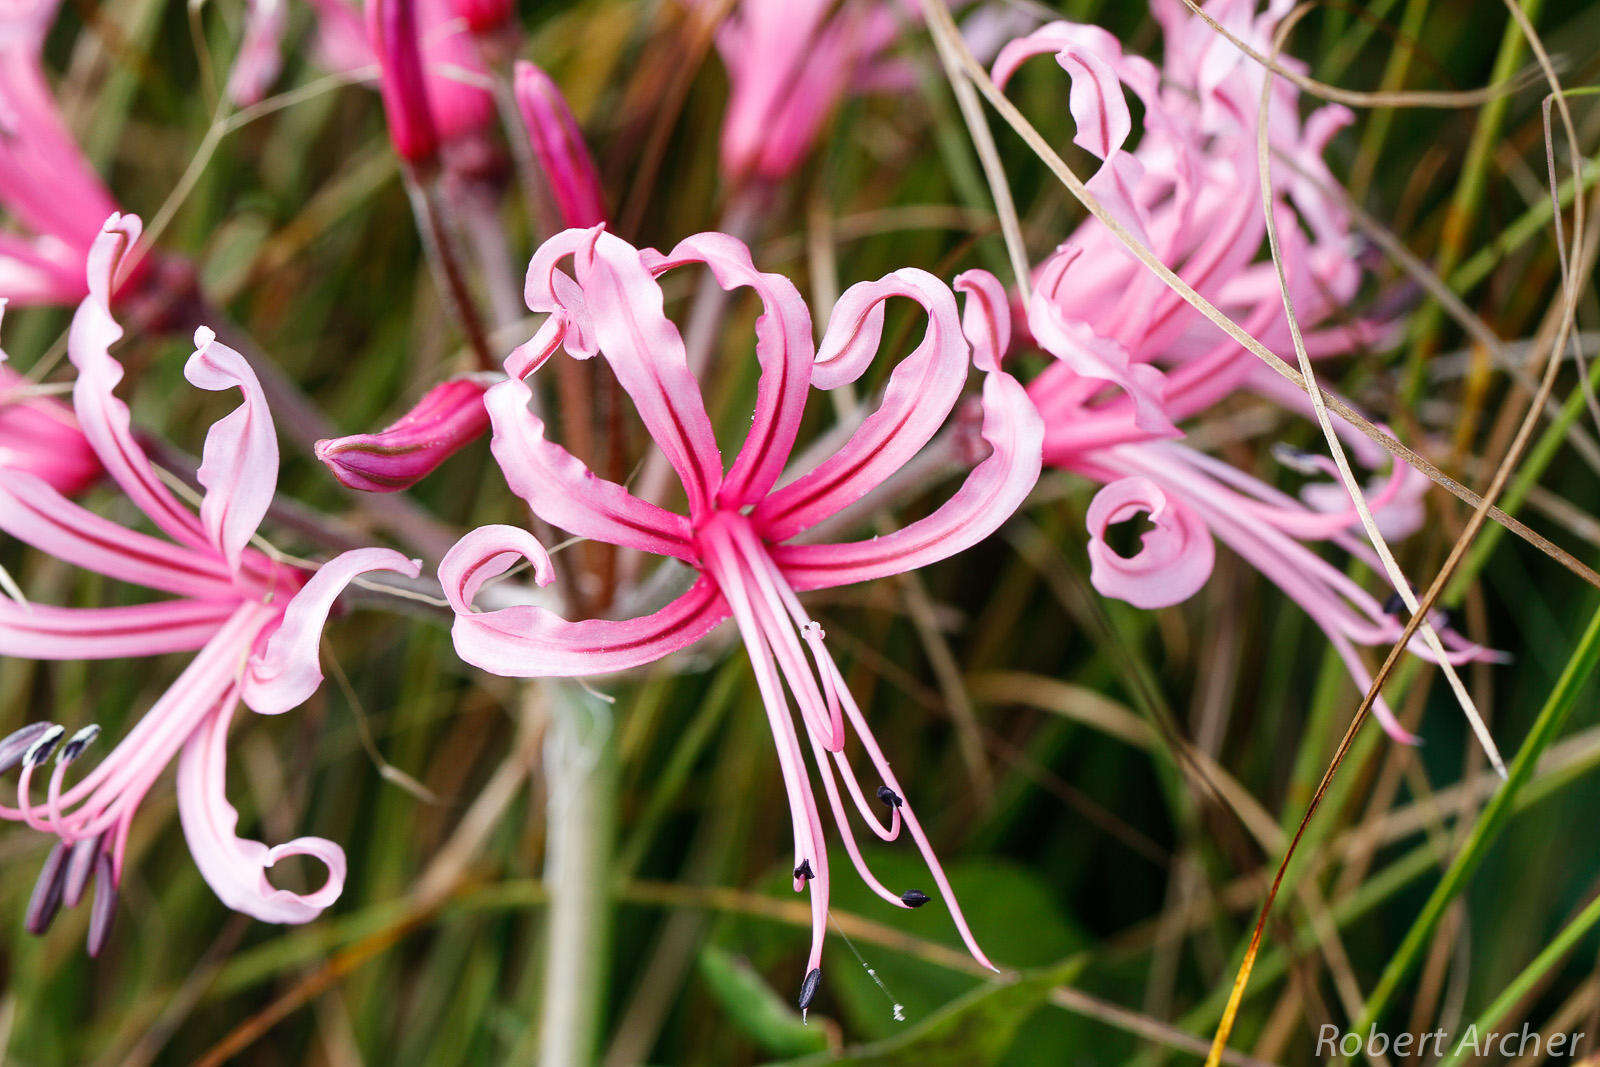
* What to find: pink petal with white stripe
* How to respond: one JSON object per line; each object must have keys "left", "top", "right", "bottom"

{"left": 441, "top": 524, "right": 729, "bottom": 678}
{"left": 572, "top": 230, "right": 723, "bottom": 517}
{"left": 755, "top": 268, "right": 968, "bottom": 542}
{"left": 177, "top": 699, "right": 346, "bottom": 923}
{"left": 484, "top": 377, "right": 697, "bottom": 560}
{"left": 645, "top": 231, "right": 815, "bottom": 507}
{"left": 244, "top": 548, "right": 420, "bottom": 715}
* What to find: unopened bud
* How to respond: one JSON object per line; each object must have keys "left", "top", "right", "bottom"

{"left": 447, "top": 0, "right": 513, "bottom": 35}
{"left": 513, "top": 61, "right": 607, "bottom": 229}
{"left": 315, "top": 377, "right": 491, "bottom": 492}
{"left": 369, "top": 0, "right": 440, "bottom": 166}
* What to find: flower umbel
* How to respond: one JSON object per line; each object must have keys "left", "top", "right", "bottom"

{"left": 0, "top": 216, "right": 418, "bottom": 952}
{"left": 442, "top": 226, "right": 1043, "bottom": 1003}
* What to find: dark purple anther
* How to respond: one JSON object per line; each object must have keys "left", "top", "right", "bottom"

{"left": 25, "top": 841, "right": 68, "bottom": 935}
{"left": 0, "top": 722, "right": 55, "bottom": 774}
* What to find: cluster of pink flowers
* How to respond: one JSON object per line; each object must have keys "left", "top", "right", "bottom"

{"left": 988, "top": 0, "right": 1495, "bottom": 741}
{"left": 0, "top": 0, "right": 1492, "bottom": 1014}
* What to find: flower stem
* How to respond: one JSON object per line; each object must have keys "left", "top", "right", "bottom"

{"left": 537, "top": 682, "right": 615, "bottom": 1067}
{"left": 404, "top": 167, "right": 499, "bottom": 373}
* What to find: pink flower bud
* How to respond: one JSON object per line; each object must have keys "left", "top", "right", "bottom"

{"left": 447, "top": 0, "right": 513, "bottom": 35}
{"left": 314, "top": 376, "right": 491, "bottom": 492}
{"left": 0, "top": 365, "right": 99, "bottom": 496}
{"left": 513, "top": 61, "right": 606, "bottom": 229}
{"left": 368, "top": 0, "right": 440, "bottom": 166}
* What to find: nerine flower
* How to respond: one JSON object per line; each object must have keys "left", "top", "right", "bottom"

{"left": 439, "top": 226, "right": 1042, "bottom": 1004}
{"left": 983, "top": 2, "right": 1494, "bottom": 741}
{"left": 993, "top": 1, "right": 1383, "bottom": 412}
{"left": 0, "top": 216, "right": 417, "bottom": 952}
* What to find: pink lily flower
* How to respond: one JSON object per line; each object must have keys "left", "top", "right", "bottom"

{"left": 440, "top": 226, "right": 1042, "bottom": 1004}
{"left": 0, "top": 216, "right": 418, "bottom": 952}
{"left": 993, "top": 258, "right": 1496, "bottom": 744}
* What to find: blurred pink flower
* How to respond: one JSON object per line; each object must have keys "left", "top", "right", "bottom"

{"left": 441, "top": 227, "right": 1042, "bottom": 1003}
{"left": 0, "top": 216, "right": 418, "bottom": 952}
{"left": 513, "top": 61, "right": 607, "bottom": 229}
{"left": 708, "top": 0, "right": 1030, "bottom": 187}
{"left": 316, "top": 374, "right": 492, "bottom": 491}
{"left": 234, "top": 0, "right": 498, "bottom": 175}
{"left": 0, "top": 365, "right": 99, "bottom": 497}
{"left": 0, "top": 1, "right": 126, "bottom": 307}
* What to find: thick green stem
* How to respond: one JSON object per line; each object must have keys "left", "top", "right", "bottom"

{"left": 536, "top": 683, "right": 616, "bottom": 1067}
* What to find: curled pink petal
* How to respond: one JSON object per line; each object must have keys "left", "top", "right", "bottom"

{"left": 774, "top": 370, "right": 1043, "bottom": 590}
{"left": 647, "top": 231, "right": 815, "bottom": 507}
{"left": 1085, "top": 476, "right": 1215, "bottom": 609}
{"left": 69, "top": 216, "right": 210, "bottom": 552}
{"left": 954, "top": 268, "right": 1011, "bottom": 373}
{"left": 572, "top": 229, "right": 723, "bottom": 516}
{"left": 439, "top": 524, "right": 553, "bottom": 614}
{"left": 243, "top": 548, "right": 421, "bottom": 715}
{"left": 178, "top": 700, "right": 346, "bottom": 923}
{"left": 992, "top": 21, "right": 1151, "bottom": 160}
{"left": 755, "top": 268, "right": 968, "bottom": 541}
{"left": 316, "top": 375, "right": 491, "bottom": 493}
{"left": 1027, "top": 289, "right": 1176, "bottom": 438}
{"left": 185, "top": 327, "right": 279, "bottom": 572}
{"left": 523, "top": 227, "right": 602, "bottom": 358}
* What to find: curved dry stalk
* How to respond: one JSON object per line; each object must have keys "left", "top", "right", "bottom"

{"left": 1256, "top": 5, "right": 1506, "bottom": 778}
{"left": 1176, "top": 0, "right": 1546, "bottom": 109}
{"left": 917, "top": 0, "right": 1032, "bottom": 301}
